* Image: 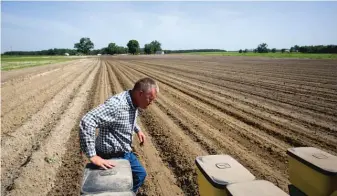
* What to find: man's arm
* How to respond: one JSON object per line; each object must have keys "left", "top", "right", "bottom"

{"left": 134, "top": 122, "right": 146, "bottom": 144}
{"left": 79, "top": 99, "right": 118, "bottom": 158}
{"left": 134, "top": 109, "right": 141, "bottom": 133}
{"left": 79, "top": 112, "right": 98, "bottom": 159}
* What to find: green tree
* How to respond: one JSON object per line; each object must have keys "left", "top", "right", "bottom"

{"left": 290, "top": 47, "right": 295, "bottom": 53}
{"left": 256, "top": 43, "right": 268, "bottom": 53}
{"left": 150, "top": 40, "right": 162, "bottom": 53}
{"left": 127, "top": 40, "right": 140, "bottom": 55}
{"left": 144, "top": 44, "right": 152, "bottom": 55}
{"left": 271, "top": 48, "right": 276, "bottom": 53}
{"left": 239, "top": 49, "right": 243, "bottom": 53}
{"left": 107, "top": 43, "right": 118, "bottom": 55}
{"left": 99, "top": 47, "right": 108, "bottom": 54}
{"left": 74, "top": 37, "right": 94, "bottom": 54}
{"left": 294, "top": 45, "right": 300, "bottom": 52}
{"left": 116, "top": 46, "right": 127, "bottom": 54}
{"left": 144, "top": 40, "right": 162, "bottom": 54}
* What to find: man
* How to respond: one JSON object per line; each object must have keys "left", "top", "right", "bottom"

{"left": 79, "top": 77, "right": 159, "bottom": 194}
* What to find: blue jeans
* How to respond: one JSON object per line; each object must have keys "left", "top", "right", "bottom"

{"left": 98, "top": 151, "right": 147, "bottom": 193}
{"left": 122, "top": 152, "right": 147, "bottom": 193}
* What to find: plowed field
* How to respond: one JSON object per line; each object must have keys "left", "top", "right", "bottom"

{"left": 1, "top": 55, "right": 337, "bottom": 196}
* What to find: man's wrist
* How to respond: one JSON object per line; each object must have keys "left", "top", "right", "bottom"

{"left": 88, "top": 154, "right": 97, "bottom": 160}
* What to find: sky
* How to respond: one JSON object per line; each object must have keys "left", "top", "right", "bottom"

{"left": 1, "top": 1, "right": 337, "bottom": 52}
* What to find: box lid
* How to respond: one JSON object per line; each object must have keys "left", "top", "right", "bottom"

{"left": 81, "top": 159, "right": 133, "bottom": 194}
{"left": 195, "top": 155, "right": 255, "bottom": 189}
{"left": 226, "top": 180, "right": 288, "bottom": 196}
{"left": 287, "top": 147, "right": 337, "bottom": 176}
{"left": 84, "top": 192, "right": 135, "bottom": 196}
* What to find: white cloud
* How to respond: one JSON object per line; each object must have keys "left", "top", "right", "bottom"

{"left": 1, "top": 2, "right": 248, "bottom": 51}
{"left": 2, "top": 12, "right": 82, "bottom": 37}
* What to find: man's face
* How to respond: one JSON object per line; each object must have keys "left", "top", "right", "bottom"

{"left": 138, "top": 88, "right": 157, "bottom": 109}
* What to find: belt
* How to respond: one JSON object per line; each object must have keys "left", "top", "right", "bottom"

{"left": 97, "top": 151, "right": 126, "bottom": 159}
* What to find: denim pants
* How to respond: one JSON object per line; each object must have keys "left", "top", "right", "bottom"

{"left": 98, "top": 151, "right": 147, "bottom": 193}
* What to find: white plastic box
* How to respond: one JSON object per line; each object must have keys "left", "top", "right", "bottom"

{"left": 195, "top": 155, "right": 256, "bottom": 196}
{"left": 226, "top": 180, "right": 288, "bottom": 196}
{"left": 81, "top": 159, "right": 134, "bottom": 195}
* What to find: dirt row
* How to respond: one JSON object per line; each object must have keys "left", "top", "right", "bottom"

{"left": 47, "top": 59, "right": 109, "bottom": 195}
{"left": 1, "top": 59, "right": 99, "bottom": 195}
{"left": 134, "top": 59, "right": 337, "bottom": 91}
{"left": 131, "top": 60, "right": 337, "bottom": 110}
{"left": 104, "top": 55, "right": 336, "bottom": 195}
{"left": 113, "top": 60, "right": 290, "bottom": 192}
{"left": 1, "top": 55, "right": 336, "bottom": 196}
{"left": 119, "top": 60, "right": 337, "bottom": 152}
{"left": 1, "top": 59, "right": 86, "bottom": 83}
{"left": 46, "top": 59, "right": 185, "bottom": 196}
{"left": 126, "top": 62, "right": 337, "bottom": 118}
{"left": 106, "top": 60, "right": 186, "bottom": 196}
{"left": 1, "top": 60, "right": 96, "bottom": 135}
{"left": 130, "top": 60, "right": 337, "bottom": 130}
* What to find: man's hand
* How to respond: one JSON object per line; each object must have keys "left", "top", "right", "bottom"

{"left": 137, "top": 131, "right": 146, "bottom": 145}
{"left": 90, "top": 155, "right": 115, "bottom": 170}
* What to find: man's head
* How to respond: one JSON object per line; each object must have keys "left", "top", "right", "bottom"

{"left": 131, "top": 77, "right": 159, "bottom": 109}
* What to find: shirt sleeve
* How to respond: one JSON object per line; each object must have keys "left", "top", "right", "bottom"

{"left": 133, "top": 109, "right": 140, "bottom": 133}
{"left": 79, "top": 98, "right": 118, "bottom": 158}
{"left": 134, "top": 122, "right": 141, "bottom": 133}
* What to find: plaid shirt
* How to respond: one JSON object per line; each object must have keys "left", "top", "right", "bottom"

{"left": 79, "top": 90, "right": 140, "bottom": 158}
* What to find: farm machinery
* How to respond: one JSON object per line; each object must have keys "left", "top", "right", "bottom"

{"left": 80, "top": 147, "right": 337, "bottom": 196}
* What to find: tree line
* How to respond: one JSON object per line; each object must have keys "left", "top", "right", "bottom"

{"left": 3, "top": 37, "right": 160, "bottom": 56}
{"left": 3, "top": 37, "right": 337, "bottom": 55}
{"left": 290, "top": 45, "right": 337, "bottom": 53}
{"left": 239, "top": 43, "right": 337, "bottom": 54}
{"left": 164, "top": 49, "right": 226, "bottom": 54}
{"left": 3, "top": 48, "right": 78, "bottom": 56}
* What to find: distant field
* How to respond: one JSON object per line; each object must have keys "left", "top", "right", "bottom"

{"left": 185, "top": 52, "right": 337, "bottom": 59}
{"left": 1, "top": 56, "right": 78, "bottom": 71}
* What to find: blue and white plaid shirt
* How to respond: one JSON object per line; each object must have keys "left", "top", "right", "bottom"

{"left": 79, "top": 90, "right": 140, "bottom": 158}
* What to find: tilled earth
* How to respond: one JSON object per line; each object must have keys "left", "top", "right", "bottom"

{"left": 1, "top": 55, "right": 337, "bottom": 196}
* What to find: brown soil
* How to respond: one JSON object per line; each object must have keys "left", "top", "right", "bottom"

{"left": 1, "top": 55, "right": 336, "bottom": 196}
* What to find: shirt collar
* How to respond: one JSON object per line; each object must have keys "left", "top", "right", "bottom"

{"left": 126, "top": 90, "right": 137, "bottom": 110}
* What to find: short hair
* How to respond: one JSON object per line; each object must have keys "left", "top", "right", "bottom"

{"left": 133, "top": 77, "right": 159, "bottom": 93}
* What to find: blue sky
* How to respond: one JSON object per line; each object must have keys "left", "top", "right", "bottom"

{"left": 1, "top": 1, "right": 337, "bottom": 52}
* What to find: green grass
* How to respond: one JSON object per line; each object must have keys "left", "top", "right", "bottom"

{"left": 184, "top": 52, "right": 337, "bottom": 59}
{"left": 0, "top": 55, "right": 76, "bottom": 71}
